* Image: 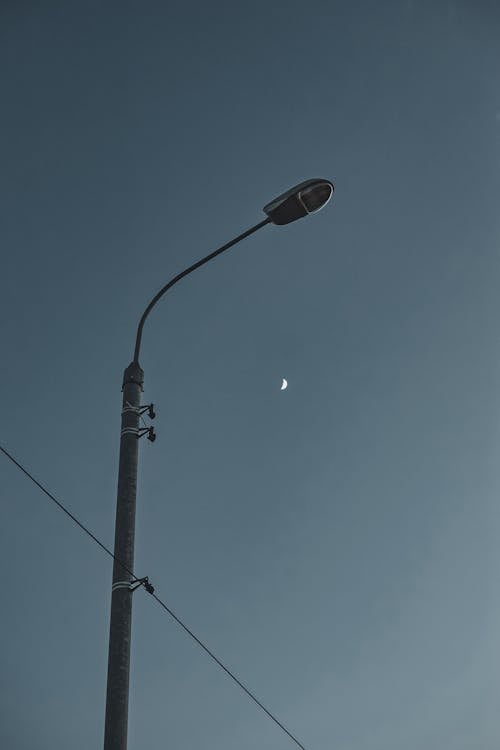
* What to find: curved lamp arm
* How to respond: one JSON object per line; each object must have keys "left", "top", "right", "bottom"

{"left": 132, "top": 217, "right": 271, "bottom": 364}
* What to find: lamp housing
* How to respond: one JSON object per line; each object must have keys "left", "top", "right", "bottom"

{"left": 263, "top": 178, "right": 334, "bottom": 225}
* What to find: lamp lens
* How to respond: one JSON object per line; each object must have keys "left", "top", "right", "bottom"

{"left": 299, "top": 183, "right": 333, "bottom": 213}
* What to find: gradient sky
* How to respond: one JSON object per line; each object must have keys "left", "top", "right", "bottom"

{"left": 1, "top": 2, "right": 500, "bottom": 749}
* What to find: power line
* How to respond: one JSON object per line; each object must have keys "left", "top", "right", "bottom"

{"left": 0, "top": 444, "right": 133, "bottom": 577}
{"left": 0, "top": 443, "right": 307, "bottom": 750}
{"left": 150, "top": 592, "right": 306, "bottom": 750}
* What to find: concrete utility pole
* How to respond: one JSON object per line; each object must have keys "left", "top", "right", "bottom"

{"left": 103, "top": 179, "right": 334, "bottom": 750}
{"left": 103, "top": 361, "right": 144, "bottom": 750}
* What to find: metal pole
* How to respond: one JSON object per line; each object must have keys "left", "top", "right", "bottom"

{"left": 104, "top": 360, "right": 144, "bottom": 750}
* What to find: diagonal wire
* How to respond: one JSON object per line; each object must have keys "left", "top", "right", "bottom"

{"left": 0, "top": 444, "right": 134, "bottom": 578}
{"left": 150, "top": 592, "right": 306, "bottom": 750}
{"left": 0, "top": 442, "right": 307, "bottom": 750}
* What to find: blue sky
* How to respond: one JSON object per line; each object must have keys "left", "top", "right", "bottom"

{"left": 1, "top": 2, "right": 500, "bottom": 748}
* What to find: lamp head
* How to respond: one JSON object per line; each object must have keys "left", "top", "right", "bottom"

{"left": 263, "top": 178, "right": 334, "bottom": 225}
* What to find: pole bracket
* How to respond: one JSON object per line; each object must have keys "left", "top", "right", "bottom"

{"left": 122, "top": 401, "right": 157, "bottom": 441}
{"left": 138, "top": 426, "right": 156, "bottom": 442}
{"left": 122, "top": 403, "right": 156, "bottom": 419}
{"left": 120, "top": 426, "right": 156, "bottom": 441}
{"left": 112, "top": 576, "right": 155, "bottom": 594}
{"left": 130, "top": 576, "right": 155, "bottom": 594}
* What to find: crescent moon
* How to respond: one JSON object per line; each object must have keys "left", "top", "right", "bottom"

{"left": 280, "top": 378, "right": 288, "bottom": 390}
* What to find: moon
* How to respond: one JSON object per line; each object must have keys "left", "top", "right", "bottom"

{"left": 280, "top": 378, "right": 288, "bottom": 391}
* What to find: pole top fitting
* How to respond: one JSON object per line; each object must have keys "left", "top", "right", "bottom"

{"left": 122, "top": 361, "right": 145, "bottom": 390}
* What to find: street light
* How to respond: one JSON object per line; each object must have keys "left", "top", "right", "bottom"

{"left": 103, "top": 178, "right": 334, "bottom": 750}
{"left": 263, "top": 178, "right": 334, "bottom": 225}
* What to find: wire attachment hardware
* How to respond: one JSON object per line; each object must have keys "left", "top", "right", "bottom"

{"left": 137, "top": 403, "right": 156, "bottom": 419}
{"left": 137, "top": 426, "right": 156, "bottom": 442}
{"left": 122, "top": 401, "right": 157, "bottom": 441}
{"left": 122, "top": 402, "right": 156, "bottom": 419}
{"left": 120, "top": 426, "right": 156, "bottom": 441}
{"left": 130, "top": 576, "right": 155, "bottom": 594}
{"left": 144, "top": 403, "right": 156, "bottom": 420}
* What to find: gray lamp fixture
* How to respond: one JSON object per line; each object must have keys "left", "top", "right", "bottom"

{"left": 263, "top": 178, "right": 334, "bottom": 225}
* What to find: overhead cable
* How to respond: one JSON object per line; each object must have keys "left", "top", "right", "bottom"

{"left": 0, "top": 443, "right": 307, "bottom": 750}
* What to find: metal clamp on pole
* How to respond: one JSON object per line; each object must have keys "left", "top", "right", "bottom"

{"left": 130, "top": 576, "right": 155, "bottom": 594}
{"left": 111, "top": 576, "right": 154, "bottom": 594}
{"left": 138, "top": 426, "right": 156, "bottom": 442}
{"left": 120, "top": 426, "right": 156, "bottom": 441}
{"left": 123, "top": 402, "right": 156, "bottom": 419}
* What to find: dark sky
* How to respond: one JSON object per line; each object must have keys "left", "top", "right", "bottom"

{"left": 1, "top": 2, "right": 500, "bottom": 748}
